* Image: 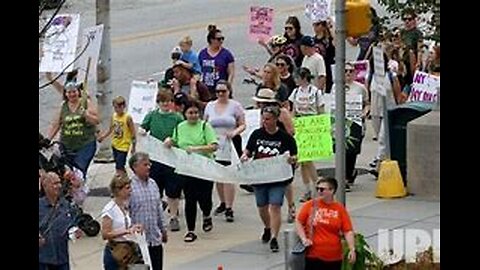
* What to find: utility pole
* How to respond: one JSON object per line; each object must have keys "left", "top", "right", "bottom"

{"left": 334, "top": 0, "right": 346, "bottom": 205}
{"left": 94, "top": 0, "right": 113, "bottom": 162}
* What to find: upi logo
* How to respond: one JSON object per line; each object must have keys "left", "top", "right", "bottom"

{"left": 377, "top": 229, "right": 440, "bottom": 263}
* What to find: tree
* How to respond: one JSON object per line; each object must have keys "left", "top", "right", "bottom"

{"left": 378, "top": 0, "right": 440, "bottom": 42}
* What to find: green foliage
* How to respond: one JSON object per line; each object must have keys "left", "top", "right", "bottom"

{"left": 377, "top": 0, "right": 440, "bottom": 41}
{"left": 341, "top": 233, "right": 384, "bottom": 270}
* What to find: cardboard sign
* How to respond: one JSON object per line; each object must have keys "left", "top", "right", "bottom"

{"left": 128, "top": 81, "right": 158, "bottom": 124}
{"left": 249, "top": 6, "right": 274, "bottom": 42}
{"left": 76, "top": 24, "right": 104, "bottom": 89}
{"left": 407, "top": 71, "right": 440, "bottom": 103}
{"left": 294, "top": 115, "right": 333, "bottom": 162}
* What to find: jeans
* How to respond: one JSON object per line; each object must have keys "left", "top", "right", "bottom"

{"left": 39, "top": 263, "right": 70, "bottom": 270}
{"left": 72, "top": 140, "right": 97, "bottom": 179}
{"left": 103, "top": 245, "right": 118, "bottom": 270}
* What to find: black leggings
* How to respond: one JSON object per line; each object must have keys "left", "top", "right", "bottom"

{"left": 181, "top": 175, "right": 214, "bottom": 231}
{"left": 346, "top": 151, "right": 358, "bottom": 182}
{"left": 305, "top": 258, "right": 342, "bottom": 270}
{"left": 148, "top": 244, "right": 163, "bottom": 270}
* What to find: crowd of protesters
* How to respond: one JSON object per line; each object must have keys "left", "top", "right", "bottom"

{"left": 39, "top": 6, "right": 439, "bottom": 269}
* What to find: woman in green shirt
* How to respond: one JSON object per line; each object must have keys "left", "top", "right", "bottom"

{"left": 164, "top": 101, "right": 218, "bottom": 243}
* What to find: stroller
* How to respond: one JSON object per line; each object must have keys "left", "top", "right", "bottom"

{"left": 39, "top": 133, "right": 100, "bottom": 237}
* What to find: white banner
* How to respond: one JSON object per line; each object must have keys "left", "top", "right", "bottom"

{"left": 128, "top": 81, "right": 158, "bottom": 124}
{"left": 137, "top": 135, "right": 293, "bottom": 184}
{"left": 76, "top": 24, "right": 104, "bottom": 90}
{"left": 407, "top": 71, "right": 440, "bottom": 103}
{"left": 39, "top": 14, "right": 80, "bottom": 73}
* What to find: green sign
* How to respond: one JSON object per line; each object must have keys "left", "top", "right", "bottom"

{"left": 294, "top": 114, "right": 333, "bottom": 162}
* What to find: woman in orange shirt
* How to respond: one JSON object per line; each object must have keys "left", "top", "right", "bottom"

{"left": 295, "top": 177, "right": 356, "bottom": 269}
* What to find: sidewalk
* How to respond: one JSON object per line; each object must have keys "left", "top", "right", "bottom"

{"left": 69, "top": 121, "right": 440, "bottom": 270}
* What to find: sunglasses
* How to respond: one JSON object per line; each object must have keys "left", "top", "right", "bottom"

{"left": 276, "top": 62, "right": 286, "bottom": 67}
{"left": 215, "top": 37, "right": 225, "bottom": 41}
{"left": 216, "top": 89, "right": 227, "bottom": 93}
{"left": 403, "top": 17, "right": 413, "bottom": 22}
{"left": 316, "top": 187, "right": 331, "bottom": 192}
{"left": 284, "top": 26, "right": 294, "bottom": 31}
{"left": 345, "top": 69, "right": 354, "bottom": 73}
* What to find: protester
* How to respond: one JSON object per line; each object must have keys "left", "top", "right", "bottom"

{"left": 289, "top": 67, "right": 325, "bottom": 201}
{"left": 275, "top": 54, "right": 297, "bottom": 108}
{"left": 140, "top": 90, "right": 184, "bottom": 232}
{"left": 282, "top": 16, "right": 304, "bottom": 68}
{"left": 101, "top": 174, "right": 143, "bottom": 270}
{"left": 171, "top": 60, "right": 211, "bottom": 108}
{"left": 164, "top": 101, "right": 218, "bottom": 242}
{"left": 255, "top": 63, "right": 290, "bottom": 107}
{"left": 204, "top": 80, "right": 246, "bottom": 222}
{"left": 178, "top": 35, "right": 202, "bottom": 76}
{"left": 312, "top": 20, "right": 335, "bottom": 93}
{"left": 97, "top": 96, "right": 136, "bottom": 175}
{"left": 39, "top": 172, "right": 83, "bottom": 270}
{"left": 331, "top": 63, "right": 370, "bottom": 191}
{"left": 241, "top": 105, "right": 298, "bottom": 252}
{"left": 300, "top": 35, "right": 327, "bottom": 92}
{"left": 129, "top": 152, "right": 168, "bottom": 270}
{"left": 295, "top": 177, "right": 356, "bottom": 270}
{"left": 199, "top": 24, "right": 235, "bottom": 98}
{"left": 47, "top": 81, "right": 99, "bottom": 179}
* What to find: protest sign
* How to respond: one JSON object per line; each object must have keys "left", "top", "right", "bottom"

{"left": 407, "top": 71, "right": 440, "bottom": 103}
{"left": 353, "top": 60, "right": 369, "bottom": 84}
{"left": 305, "top": 0, "right": 331, "bottom": 22}
{"left": 40, "top": 14, "right": 80, "bottom": 73}
{"left": 294, "top": 115, "right": 333, "bottom": 162}
{"left": 326, "top": 93, "right": 363, "bottom": 126}
{"left": 76, "top": 24, "right": 104, "bottom": 88}
{"left": 373, "top": 45, "right": 385, "bottom": 77}
{"left": 249, "top": 6, "right": 274, "bottom": 42}
{"left": 241, "top": 109, "right": 261, "bottom": 149}
{"left": 128, "top": 81, "right": 158, "bottom": 124}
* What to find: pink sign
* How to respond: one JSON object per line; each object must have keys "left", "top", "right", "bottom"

{"left": 353, "top": 60, "right": 369, "bottom": 84}
{"left": 248, "top": 6, "right": 274, "bottom": 42}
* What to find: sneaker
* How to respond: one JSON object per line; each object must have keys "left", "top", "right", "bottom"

{"left": 225, "top": 208, "right": 234, "bottom": 223}
{"left": 261, "top": 228, "right": 271, "bottom": 243}
{"left": 214, "top": 203, "right": 226, "bottom": 216}
{"left": 169, "top": 217, "right": 180, "bottom": 232}
{"left": 347, "top": 169, "right": 358, "bottom": 185}
{"left": 299, "top": 191, "right": 312, "bottom": 203}
{"left": 368, "top": 169, "right": 379, "bottom": 178}
{"left": 270, "top": 238, "right": 279, "bottom": 252}
{"left": 372, "top": 136, "right": 378, "bottom": 141}
{"left": 161, "top": 200, "right": 168, "bottom": 211}
{"left": 202, "top": 216, "right": 213, "bottom": 232}
{"left": 240, "top": 184, "right": 254, "bottom": 193}
{"left": 287, "top": 205, "right": 296, "bottom": 224}
{"left": 345, "top": 184, "right": 351, "bottom": 192}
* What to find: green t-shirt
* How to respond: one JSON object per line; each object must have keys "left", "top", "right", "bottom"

{"left": 141, "top": 109, "right": 184, "bottom": 141}
{"left": 60, "top": 102, "right": 96, "bottom": 152}
{"left": 172, "top": 120, "right": 218, "bottom": 158}
{"left": 401, "top": 28, "right": 423, "bottom": 53}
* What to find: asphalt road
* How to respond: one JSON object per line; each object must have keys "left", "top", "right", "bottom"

{"left": 39, "top": 0, "right": 394, "bottom": 134}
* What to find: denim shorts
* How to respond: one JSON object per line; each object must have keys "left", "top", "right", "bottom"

{"left": 112, "top": 147, "right": 128, "bottom": 170}
{"left": 253, "top": 184, "right": 287, "bottom": 207}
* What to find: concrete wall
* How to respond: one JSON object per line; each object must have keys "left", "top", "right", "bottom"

{"left": 406, "top": 111, "right": 440, "bottom": 199}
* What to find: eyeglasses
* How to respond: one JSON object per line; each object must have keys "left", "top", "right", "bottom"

{"left": 276, "top": 62, "right": 286, "bottom": 67}
{"left": 215, "top": 37, "right": 225, "bottom": 41}
{"left": 284, "top": 26, "right": 294, "bottom": 31}
{"left": 403, "top": 17, "right": 413, "bottom": 22}
{"left": 316, "top": 187, "right": 331, "bottom": 192}
{"left": 345, "top": 69, "right": 354, "bottom": 73}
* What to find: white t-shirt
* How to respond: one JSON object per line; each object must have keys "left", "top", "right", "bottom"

{"left": 301, "top": 52, "right": 327, "bottom": 78}
{"left": 101, "top": 200, "right": 131, "bottom": 242}
{"left": 288, "top": 84, "right": 324, "bottom": 116}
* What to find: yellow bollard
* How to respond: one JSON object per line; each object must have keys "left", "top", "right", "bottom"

{"left": 375, "top": 159, "right": 407, "bottom": 198}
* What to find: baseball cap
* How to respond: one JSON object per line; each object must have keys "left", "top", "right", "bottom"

{"left": 171, "top": 46, "right": 182, "bottom": 55}
{"left": 300, "top": 35, "right": 315, "bottom": 47}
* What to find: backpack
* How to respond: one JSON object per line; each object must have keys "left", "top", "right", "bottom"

{"left": 292, "top": 85, "right": 321, "bottom": 114}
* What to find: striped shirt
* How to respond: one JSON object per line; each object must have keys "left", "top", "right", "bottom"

{"left": 129, "top": 174, "right": 166, "bottom": 246}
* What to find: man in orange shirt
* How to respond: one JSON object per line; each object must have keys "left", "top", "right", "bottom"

{"left": 295, "top": 177, "right": 356, "bottom": 269}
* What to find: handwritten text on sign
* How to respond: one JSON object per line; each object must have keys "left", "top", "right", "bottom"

{"left": 128, "top": 81, "right": 158, "bottom": 124}
{"left": 39, "top": 14, "right": 80, "bottom": 73}
{"left": 407, "top": 71, "right": 440, "bottom": 103}
{"left": 294, "top": 115, "right": 333, "bottom": 162}
{"left": 249, "top": 6, "right": 274, "bottom": 42}
{"left": 137, "top": 135, "right": 293, "bottom": 184}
